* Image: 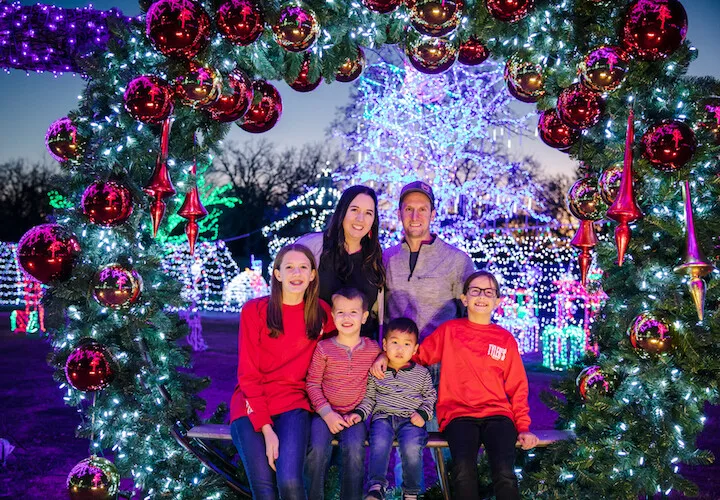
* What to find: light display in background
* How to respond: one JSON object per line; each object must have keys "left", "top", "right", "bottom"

{"left": 336, "top": 59, "right": 549, "bottom": 240}
{"left": 10, "top": 277, "right": 45, "bottom": 335}
{"left": 541, "top": 267, "right": 608, "bottom": 371}
{"left": 223, "top": 261, "right": 270, "bottom": 311}
{"left": 0, "top": 242, "right": 24, "bottom": 306}
{"left": 1, "top": 242, "right": 46, "bottom": 334}
{"left": 162, "top": 241, "right": 269, "bottom": 313}
{"left": 162, "top": 240, "right": 241, "bottom": 312}
{"left": 263, "top": 170, "right": 341, "bottom": 259}
{"left": 0, "top": 3, "right": 132, "bottom": 74}
{"left": 494, "top": 286, "right": 540, "bottom": 354}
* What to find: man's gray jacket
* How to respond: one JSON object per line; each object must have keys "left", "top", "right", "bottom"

{"left": 383, "top": 237, "right": 476, "bottom": 342}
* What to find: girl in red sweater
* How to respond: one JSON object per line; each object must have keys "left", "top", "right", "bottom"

{"left": 372, "top": 270, "right": 538, "bottom": 500}
{"left": 229, "top": 244, "right": 335, "bottom": 500}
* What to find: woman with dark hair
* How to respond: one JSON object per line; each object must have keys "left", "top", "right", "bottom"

{"left": 297, "top": 185, "right": 386, "bottom": 338}
{"left": 229, "top": 244, "right": 335, "bottom": 500}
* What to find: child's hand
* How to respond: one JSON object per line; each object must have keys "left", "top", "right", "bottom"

{"left": 370, "top": 353, "right": 388, "bottom": 378}
{"left": 323, "top": 411, "right": 349, "bottom": 434}
{"left": 410, "top": 412, "right": 425, "bottom": 427}
{"left": 261, "top": 424, "right": 279, "bottom": 471}
{"left": 517, "top": 431, "right": 539, "bottom": 450}
{"left": 344, "top": 413, "right": 362, "bottom": 426}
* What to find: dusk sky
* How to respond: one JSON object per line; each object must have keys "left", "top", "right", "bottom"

{"left": 2, "top": 0, "right": 720, "bottom": 177}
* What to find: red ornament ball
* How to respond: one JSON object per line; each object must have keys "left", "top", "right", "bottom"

{"left": 238, "top": 81, "right": 283, "bottom": 133}
{"left": 598, "top": 164, "right": 623, "bottom": 205}
{"left": 17, "top": 224, "right": 80, "bottom": 284}
{"left": 146, "top": 0, "right": 210, "bottom": 59}
{"left": 175, "top": 62, "right": 222, "bottom": 108}
{"left": 217, "top": 0, "right": 264, "bottom": 46}
{"left": 335, "top": 48, "right": 366, "bottom": 82}
{"left": 123, "top": 75, "right": 174, "bottom": 124}
{"left": 67, "top": 455, "right": 120, "bottom": 499}
{"left": 538, "top": 109, "right": 579, "bottom": 151}
{"left": 621, "top": 0, "right": 687, "bottom": 61}
{"left": 576, "top": 365, "right": 610, "bottom": 399}
{"left": 579, "top": 46, "right": 630, "bottom": 93}
{"left": 504, "top": 56, "right": 545, "bottom": 103}
{"left": 206, "top": 69, "right": 253, "bottom": 122}
{"left": 65, "top": 339, "right": 117, "bottom": 392}
{"left": 557, "top": 83, "right": 604, "bottom": 130}
{"left": 92, "top": 264, "right": 143, "bottom": 310}
{"left": 405, "top": 32, "right": 457, "bottom": 75}
{"left": 628, "top": 311, "right": 673, "bottom": 356}
{"left": 81, "top": 181, "right": 134, "bottom": 227}
{"left": 407, "top": 0, "right": 463, "bottom": 37}
{"left": 641, "top": 120, "right": 697, "bottom": 172}
{"left": 567, "top": 177, "right": 607, "bottom": 221}
{"left": 288, "top": 55, "right": 322, "bottom": 92}
{"left": 458, "top": 38, "right": 490, "bottom": 66}
{"left": 485, "top": 0, "right": 534, "bottom": 23}
{"left": 272, "top": 3, "right": 319, "bottom": 52}
{"left": 362, "top": 0, "right": 401, "bottom": 14}
{"left": 46, "top": 117, "right": 85, "bottom": 164}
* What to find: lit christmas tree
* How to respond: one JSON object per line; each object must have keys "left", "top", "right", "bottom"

{"left": 335, "top": 59, "right": 550, "bottom": 240}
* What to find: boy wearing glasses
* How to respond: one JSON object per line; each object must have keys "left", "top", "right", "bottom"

{"left": 371, "top": 270, "right": 538, "bottom": 500}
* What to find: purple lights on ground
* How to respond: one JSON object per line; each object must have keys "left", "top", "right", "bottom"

{"left": 0, "top": 2, "right": 134, "bottom": 74}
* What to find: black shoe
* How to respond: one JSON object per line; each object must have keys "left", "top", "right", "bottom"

{"left": 364, "top": 486, "right": 384, "bottom": 500}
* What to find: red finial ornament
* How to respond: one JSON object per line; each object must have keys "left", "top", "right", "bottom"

{"left": 606, "top": 105, "right": 642, "bottom": 266}
{"left": 570, "top": 220, "right": 598, "bottom": 287}
{"left": 178, "top": 144, "right": 208, "bottom": 255}
{"left": 674, "top": 180, "right": 715, "bottom": 321}
{"left": 143, "top": 118, "right": 176, "bottom": 237}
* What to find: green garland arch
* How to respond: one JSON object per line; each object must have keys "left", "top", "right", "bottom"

{"left": 31, "top": 0, "right": 720, "bottom": 497}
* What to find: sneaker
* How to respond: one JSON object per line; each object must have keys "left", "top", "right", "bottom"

{"left": 364, "top": 485, "right": 384, "bottom": 500}
{"left": 402, "top": 494, "right": 418, "bottom": 500}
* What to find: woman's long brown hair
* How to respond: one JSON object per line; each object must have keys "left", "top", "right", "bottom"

{"left": 267, "top": 244, "right": 326, "bottom": 339}
{"left": 320, "top": 185, "right": 386, "bottom": 289}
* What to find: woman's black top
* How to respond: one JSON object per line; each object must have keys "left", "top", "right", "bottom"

{"left": 317, "top": 250, "right": 380, "bottom": 339}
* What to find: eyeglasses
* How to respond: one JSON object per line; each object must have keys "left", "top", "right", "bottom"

{"left": 466, "top": 287, "right": 498, "bottom": 298}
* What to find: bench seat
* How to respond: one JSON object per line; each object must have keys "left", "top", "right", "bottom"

{"left": 185, "top": 424, "right": 574, "bottom": 500}
{"left": 187, "top": 424, "right": 572, "bottom": 448}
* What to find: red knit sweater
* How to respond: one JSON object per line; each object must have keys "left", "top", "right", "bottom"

{"left": 230, "top": 297, "right": 335, "bottom": 431}
{"left": 416, "top": 319, "right": 531, "bottom": 433}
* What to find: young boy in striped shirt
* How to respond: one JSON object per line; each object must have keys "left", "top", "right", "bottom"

{"left": 353, "top": 318, "right": 437, "bottom": 500}
{"left": 305, "top": 287, "right": 381, "bottom": 500}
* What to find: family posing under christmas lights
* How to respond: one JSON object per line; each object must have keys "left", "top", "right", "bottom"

{"left": 229, "top": 182, "right": 539, "bottom": 500}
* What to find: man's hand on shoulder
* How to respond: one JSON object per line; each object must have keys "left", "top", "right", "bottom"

{"left": 370, "top": 353, "right": 388, "bottom": 379}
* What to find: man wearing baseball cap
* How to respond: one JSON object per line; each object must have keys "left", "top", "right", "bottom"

{"left": 383, "top": 180, "right": 476, "bottom": 360}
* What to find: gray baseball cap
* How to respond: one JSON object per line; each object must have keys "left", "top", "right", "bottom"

{"left": 399, "top": 181, "right": 435, "bottom": 209}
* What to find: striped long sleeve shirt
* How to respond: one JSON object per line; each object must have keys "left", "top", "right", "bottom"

{"left": 353, "top": 362, "right": 437, "bottom": 423}
{"left": 306, "top": 337, "right": 381, "bottom": 417}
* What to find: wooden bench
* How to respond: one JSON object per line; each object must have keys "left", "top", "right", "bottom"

{"left": 186, "top": 424, "right": 573, "bottom": 499}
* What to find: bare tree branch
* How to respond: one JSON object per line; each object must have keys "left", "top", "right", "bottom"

{"left": 0, "top": 159, "right": 64, "bottom": 241}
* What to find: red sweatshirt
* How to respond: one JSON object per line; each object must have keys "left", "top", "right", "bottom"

{"left": 229, "top": 297, "right": 335, "bottom": 431}
{"left": 416, "top": 319, "right": 531, "bottom": 433}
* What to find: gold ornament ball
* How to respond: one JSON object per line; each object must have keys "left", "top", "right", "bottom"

{"left": 67, "top": 456, "right": 120, "bottom": 499}
{"left": 628, "top": 311, "right": 673, "bottom": 356}
{"left": 567, "top": 177, "right": 607, "bottom": 221}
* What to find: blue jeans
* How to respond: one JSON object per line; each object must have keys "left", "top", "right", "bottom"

{"left": 305, "top": 413, "right": 367, "bottom": 500}
{"left": 367, "top": 416, "right": 428, "bottom": 496}
{"left": 230, "top": 408, "right": 311, "bottom": 500}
